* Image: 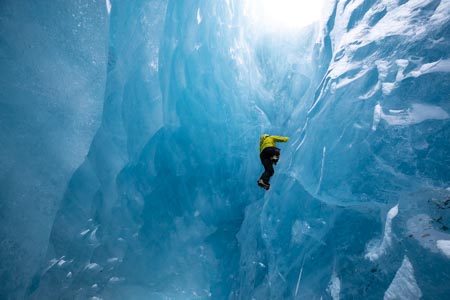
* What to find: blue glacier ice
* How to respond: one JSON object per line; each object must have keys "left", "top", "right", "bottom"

{"left": 1, "top": 0, "right": 450, "bottom": 299}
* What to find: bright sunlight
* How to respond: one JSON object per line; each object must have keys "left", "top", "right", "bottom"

{"left": 248, "top": 0, "right": 325, "bottom": 31}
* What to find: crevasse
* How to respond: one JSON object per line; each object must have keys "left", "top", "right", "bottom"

{"left": 0, "top": 0, "right": 449, "bottom": 299}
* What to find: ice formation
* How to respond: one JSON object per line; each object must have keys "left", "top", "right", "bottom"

{"left": 1, "top": 0, "right": 449, "bottom": 299}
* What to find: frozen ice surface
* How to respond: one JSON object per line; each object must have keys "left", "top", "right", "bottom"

{"left": 1, "top": 0, "right": 449, "bottom": 299}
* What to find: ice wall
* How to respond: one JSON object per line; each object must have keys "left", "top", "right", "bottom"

{"left": 1, "top": 0, "right": 449, "bottom": 299}
{"left": 236, "top": 0, "right": 450, "bottom": 298}
{"left": 0, "top": 0, "right": 108, "bottom": 298}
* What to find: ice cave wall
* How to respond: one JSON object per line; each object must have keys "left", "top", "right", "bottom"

{"left": 0, "top": 0, "right": 449, "bottom": 299}
{"left": 0, "top": 0, "right": 108, "bottom": 297}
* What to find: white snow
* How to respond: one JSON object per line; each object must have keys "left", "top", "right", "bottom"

{"left": 384, "top": 256, "right": 422, "bottom": 300}
{"left": 429, "top": 0, "right": 450, "bottom": 25}
{"left": 365, "top": 204, "right": 398, "bottom": 261}
{"left": 43, "top": 256, "right": 66, "bottom": 274}
{"left": 197, "top": 9, "right": 202, "bottom": 24}
{"left": 109, "top": 276, "right": 125, "bottom": 283}
{"left": 372, "top": 103, "right": 382, "bottom": 130}
{"left": 327, "top": 271, "right": 341, "bottom": 300}
{"left": 373, "top": 103, "right": 448, "bottom": 130}
{"left": 436, "top": 240, "right": 450, "bottom": 259}
{"left": 381, "top": 82, "right": 395, "bottom": 95}
{"left": 57, "top": 259, "right": 66, "bottom": 267}
{"left": 105, "top": 0, "right": 111, "bottom": 14}
{"left": 85, "top": 263, "right": 101, "bottom": 271}
{"left": 383, "top": 104, "right": 448, "bottom": 126}
{"left": 409, "top": 59, "right": 450, "bottom": 77}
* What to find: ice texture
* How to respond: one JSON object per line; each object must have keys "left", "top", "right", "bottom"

{"left": 1, "top": 0, "right": 450, "bottom": 299}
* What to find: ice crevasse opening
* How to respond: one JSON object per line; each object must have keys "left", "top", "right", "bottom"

{"left": 0, "top": 0, "right": 449, "bottom": 299}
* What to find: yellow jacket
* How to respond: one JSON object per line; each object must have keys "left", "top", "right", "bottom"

{"left": 260, "top": 134, "right": 289, "bottom": 153}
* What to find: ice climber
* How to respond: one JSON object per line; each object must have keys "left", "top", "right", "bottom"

{"left": 257, "top": 134, "right": 289, "bottom": 190}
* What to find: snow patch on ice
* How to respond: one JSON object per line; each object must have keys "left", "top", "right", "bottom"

{"left": 429, "top": 0, "right": 450, "bottom": 25}
{"left": 384, "top": 256, "right": 422, "bottom": 300}
{"left": 57, "top": 258, "right": 66, "bottom": 267}
{"left": 197, "top": 9, "right": 202, "bottom": 24}
{"left": 107, "top": 257, "right": 120, "bottom": 263}
{"left": 372, "top": 103, "right": 382, "bottom": 131}
{"left": 408, "top": 59, "right": 450, "bottom": 78}
{"left": 85, "top": 263, "right": 102, "bottom": 271}
{"left": 436, "top": 240, "right": 450, "bottom": 259}
{"left": 373, "top": 103, "right": 448, "bottom": 130}
{"left": 43, "top": 256, "right": 66, "bottom": 274}
{"left": 105, "top": 0, "right": 111, "bottom": 14}
{"left": 109, "top": 276, "right": 125, "bottom": 283}
{"left": 365, "top": 204, "right": 398, "bottom": 261}
{"left": 327, "top": 271, "right": 341, "bottom": 300}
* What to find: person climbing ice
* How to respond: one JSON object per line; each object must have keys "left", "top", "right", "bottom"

{"left": 257, "top": 133, "right": 289, "bottom": 190}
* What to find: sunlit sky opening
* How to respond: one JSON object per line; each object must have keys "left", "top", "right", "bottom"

{"left": 247, "top": 0, "right": 325, "bottom": 31}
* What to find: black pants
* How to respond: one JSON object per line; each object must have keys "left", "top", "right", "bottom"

{"left": 259, "top": 147, "right": 280, "bottom": 184}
